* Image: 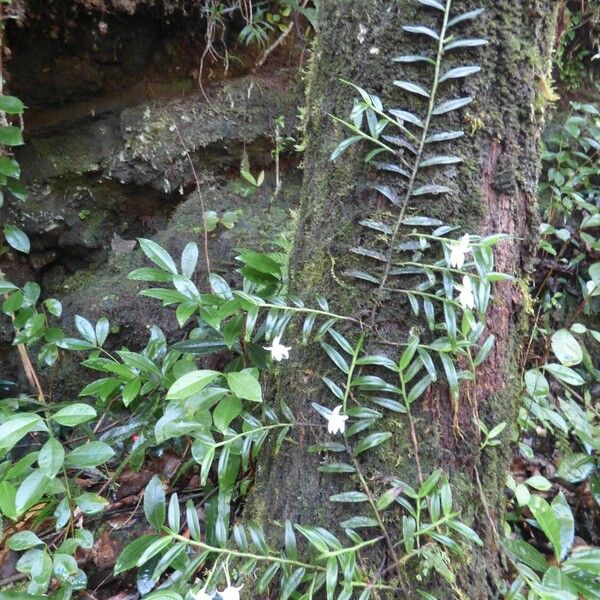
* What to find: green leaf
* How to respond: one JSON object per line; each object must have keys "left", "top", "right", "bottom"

{"left": 0, "top": 415, "right": 47, "bottom": 451}
{"left": 318, "top": 462, "right": 355, "bottom": 474}
{"left": 186, "top": 500, "right": 201, "bottom": 541}
{"left": 447, "top": 520, "right": 483, "bottom": 546}
{"left": 181, "top": 242, "right": 199, "bottom": 278}
{"left": 417, "top": 0, "right": 444, "bottom": 10}
{"left": 444, "top": 38, "right": 488, "bottom": 51}
{"left": 257, "top": 563, "right": 280, "bottom": 593}
{"left": 447, "top": 8, "right": 485, "bottom": 28}
{"left": 439, "top": 65, "right": 481, "bottom": 82}
{"left": 57, "top": 337, "right": 97, "bottom": 351}
{"left": 128, "top": 267, "right": 173, "bottom": 282}
{"left": 166, "top": 370, "right": 220, "bottom": 400}
{"left": 330, "top": 135, "right": 362, "bottom": 161}
{"left": 237, "top": 249, "right": 280, "bottom": 275}
{"left": 393, "top": 54, "right": 435, "bottom": 65}
{"left": 0, "top": 96, "right": 25, "bottom": 114}
{"left": 440, "top": 353, "right": 459, "bottom": 398}
{"left": 117, "top": 350, "right": 161, "bottom": 375}
{"left": 419, "top": 155, "right": 462, "bottom": 167}
{"left": 114, "top": 534, "right": 161, "bottom": 574}
{"left": 432, "top": 97, "right": 473, "bottom": 116}
{"left": 402, "top": 24, "right": 439, "bottom": 40}
{"left": 144, "top": 476, "right": 166, "bottom": 531}
{"left": 525, "top": 475, "right": 552, "bottom": 491}
{"left": 8, "top": 531, "right": 44, "bottom": 551}
{"left": 425, "top": 131, "right": 464, "bottom": 143}
{"left": 15, "top": 471, "right": 49, "bottom": 515}
{"left": 388, "top": 108, "right": 424, "bottom": 127}
{"left": 0, "top": 480, "right": 17, "bottom": 519}
{"left": 412, "top": 184, "right": 451, "bottom": 196}
{"left": 0, "top": 157, "right": 20, "bottom": 178}
{"left": 52, "top": 403, "right": 97, "bottom": 427}
{"left": 394, "top": 80, "right": 431, "bottom": 98}
{"left": 402, "top": 216, "right": 443, "bottom": 226}
{"left": 281, "top": 568, "right": 305, "bottom": 600}
{"left": 326, "top": 556, "right": 338, "bottom": 599}
{"left": 418, "top": 469, "right": 442, "bottom": 497}
{"left": 339, "top": 516, "right": 378, "bottom": 529}
{"left": 7, "top": 178, "right": 27, "bottom": 201}
{"left": 330, "top": 491, "right": 369, "bottom": 503}
{"left": 75, "top": 492, "right": 108, "bottom": 515}
{"left": 43, "top": 298, "right": 62, "bottom": 317}
{"left": 66, "top": 442, "right": 114, "bottom": 468}
{"left": 167, "top": 493, "right": 180, "bottom": 533}
{"left": 551, "top": 492, "right": 574, "bottom": 561}
{"left": 284, "top": 520, "right": 297, "bottom": 559}
{"left": 544, "top": 363, "right": 585, "bottom": 386}
{"left": 556, "top": 453, "right": 595, "bottom": 483}
{"left": 38, "top": 437, "right": 65, "bottom": 478}
{"left": 295, "top": 525, "right": 329, "bottom": 554}
{"left": 226, "top": 369, "right": 262, "bottom": 402}
{"left": 0, "top": 125, "right": 24, "bottom": 146}
{"left": 563, "top": 547, "right": 600, "bottom": 577}
{"left": 474, "top": 335, "right": 495, "bottom": 366}
{"left": 138, "top": 238, "right": 178, "bottom": 274}
{"left": 321, "top": 341, "right": 350, "bottom": 373}
{"left": 407, "top": 375, "right": 432, "bottom": 404}
{"left": 504, "top": 539, "right": 548, "bottom": 573}
{"left": 213, "top": 395, "right": 243, "bottom": 431}
{"left": 74, "top": 315, "right": 96, "bottom": 344}
{"left": 551, "top": 330, "right": 583, "bottom": 367}
{"left": 353, "top": 432, "right": 392, "bottom": 457}
{"left": 528, "top": 495, "right": 563, "bottom": 562}
{"left": 3, "top": 224, "right": 30, "bottom": 253}
{"left": 209, "top": 273, "right": 233, "bottom": 299}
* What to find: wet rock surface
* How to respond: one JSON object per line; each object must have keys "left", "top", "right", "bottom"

{"left": 1, "top": 0, "right": 304, "bottom": 388}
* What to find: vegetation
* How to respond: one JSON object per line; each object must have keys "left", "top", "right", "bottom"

{"left": 0, "top": 0, "right": 599, "bottom": 599}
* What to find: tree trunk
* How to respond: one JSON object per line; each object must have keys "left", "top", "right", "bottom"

{"left": 245, "top": 1, "right": 558, "bottom": 597}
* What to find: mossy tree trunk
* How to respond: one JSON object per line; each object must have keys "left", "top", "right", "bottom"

{"left": 245, "top": 1, "right": 557, "bottom": 598}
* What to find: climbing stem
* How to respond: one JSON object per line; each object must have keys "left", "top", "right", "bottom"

{"left": 371, "top": 0, "right": 453, "bottom": 325}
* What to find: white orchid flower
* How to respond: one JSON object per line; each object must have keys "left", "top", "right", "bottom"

{"left": 263, "top": 335, "right": 291, "bottom": 361}
{"left": 195, "top": 590, "right": 213, "bottom": 600}
{"left": 219, "top": 585, "right": 243, "bottom": 600}
{"left": 324, "top": 405, "right": 349, "bottom": 435}
{"left": 456, "top": 275, "right": 476, "bottom": 310}
{"left": 448, "top": 234, "right": 471, "bottom": 269}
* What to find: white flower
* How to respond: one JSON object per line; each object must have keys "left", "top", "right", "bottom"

{"left": 448, "top": 234, "right": 471, "bottom": 269}
{"left": 457, "top": 275, "right": 476, "bottom": 310}
{"left": 324, "top": 405, "right": 349, "bottom": 435}
{"left": 195, "top": 590, "right": 213, "bottom": 600}
{"left": 219, "top": 585, "right": 243, "bottom": 600}
{"left": 263, "top": 335, "right": 291, "bottom": 361}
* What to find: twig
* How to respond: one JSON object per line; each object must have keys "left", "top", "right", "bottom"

{"left": 346, "top": 441, "right": 407, "bottom": 591}
{"left": 2, "top": 293, "right": 46, "bottom": 402}
{"left": 253, "top": 0, "right": 309, "bottom": 70}
{"left": 254, "top": 22, "right": 295, "bottom": 70}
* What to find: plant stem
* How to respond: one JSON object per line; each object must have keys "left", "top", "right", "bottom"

{"left": 371, "top": 0, "right": 454, "bottom": 327}
{"left": 170, "top": 532, "right": 400, "bottom": 591}
{"left": 346, "top": 442, "right": 407, "bottom": 590}
{"left": 256, "top": 301, "right": 361, "bottom": 323}
{"left": 210, "top": 423, "right": 294, "bottom": 448}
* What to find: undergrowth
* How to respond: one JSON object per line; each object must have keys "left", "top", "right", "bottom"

{"left": 0, "top": 1, "right": 599, "bottom": 599}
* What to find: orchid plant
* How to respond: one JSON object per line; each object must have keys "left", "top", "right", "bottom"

{"left": 0, "top": 2, "right": 543, "bottom": 600}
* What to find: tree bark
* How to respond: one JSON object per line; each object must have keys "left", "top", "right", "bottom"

{"left": 245, "top": 1, "right": 558, "bottom": 598}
